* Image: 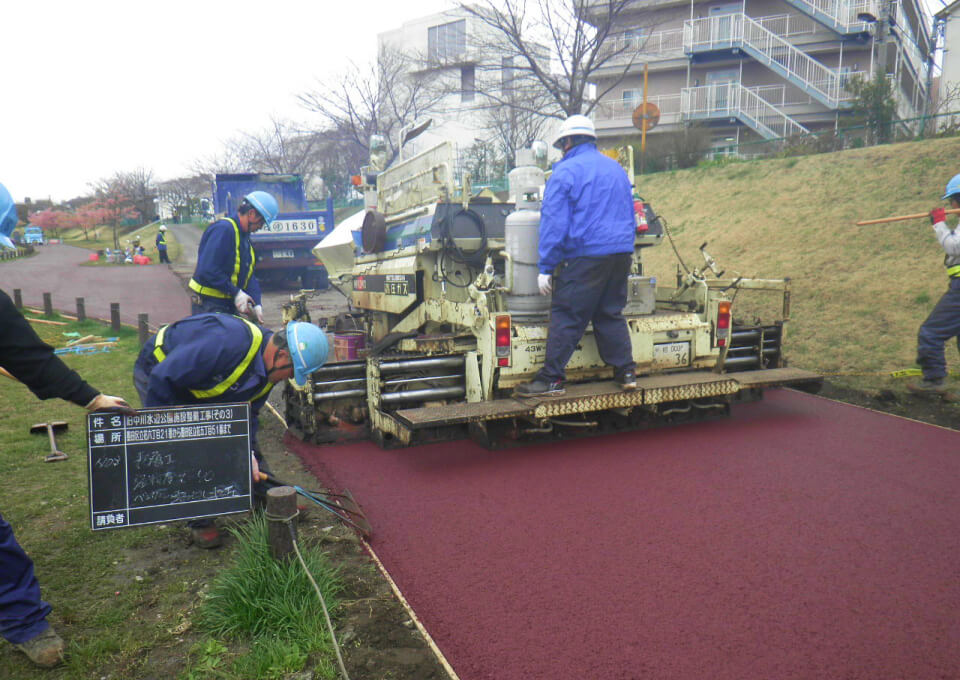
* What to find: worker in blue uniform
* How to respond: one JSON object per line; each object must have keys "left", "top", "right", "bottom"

{"left": 155, "top": 224, "right": 170, "bottom": 263}
{"left": 2, "top": 177, "right": 135, "bottom": 669}
{"left": 133, "top": 313, "right": 328, "bottom": 547}
{"left": 188, "top": 190, "right": 279, "bottom": 323}
{"left": 908, "top": 173, "right": 960, "bottom": 398}
{"left": 515, "top": 115, "right": 638, "bottom": 397}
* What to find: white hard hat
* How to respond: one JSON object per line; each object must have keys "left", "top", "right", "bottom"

{"left": 158, "top": 225, "right": 167, "bottom": 231}
{"left": 553, "top": 114, "right": 597, "bottom": 149}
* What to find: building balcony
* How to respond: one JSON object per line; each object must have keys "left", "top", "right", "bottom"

{"left": 597, "top": 28, "right": 686, "bottom": 65}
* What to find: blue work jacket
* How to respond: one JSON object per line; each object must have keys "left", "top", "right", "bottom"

{"left": 156, "top": 232, "right": 167, "bottom": 249}
{"left": 538, "top": 143, "right": 635, "bottom": 274}
{"left": 135, "top": 314, "right": 274, "bottom": 446}
{"left": 189, "top": 216, "right": 261, "bottom": 304}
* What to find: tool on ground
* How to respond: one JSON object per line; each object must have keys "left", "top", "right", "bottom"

{"left": 856, "top": 208, "right": 960, "bottom": 226}
{"left": 31, "top": 421, "right": 69, "bottom": 462}
{"left": 263, "top": 473, "right": 372, "bottom": 538}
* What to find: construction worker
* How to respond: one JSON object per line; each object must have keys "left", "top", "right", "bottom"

{"left": 188, "top": 191, "right": 279, "bottom": 323}
{"left": 514, "top": 115, "right": 637, "bottom": 397}
{"left": 908, "top": 173, "right": 960, "bottom": 397}
{"left": 1, "top": 184, "right": 134, "bottom": 670}
{"left": 155, "top": 224, "right": 170, "bottom": 264}
{"left": 133, "top": 314, "right": 328, "bottom": 547}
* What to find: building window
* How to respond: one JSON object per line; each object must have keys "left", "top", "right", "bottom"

{"left": 462, "top": 65, "right": 476, "bottom": 103}
{"left": 428, "top": 19, "right": 466, "bottom": 61}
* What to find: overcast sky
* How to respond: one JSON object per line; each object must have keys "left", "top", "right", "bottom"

{"left": 1, "top": 0, "right": 455, "bottom": 203}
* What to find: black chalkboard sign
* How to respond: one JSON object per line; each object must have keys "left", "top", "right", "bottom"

{"left": 86, "top": 404, "right": 252, "bottom": 530}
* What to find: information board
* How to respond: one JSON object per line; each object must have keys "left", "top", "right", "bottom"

{"left": 87, "top": 404, "right": 252, "bottom": 530}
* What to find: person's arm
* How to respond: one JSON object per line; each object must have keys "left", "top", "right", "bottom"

{"left": 0, "top": 290, "right": 130, "bottom": 411}
{"left": 538, "top": 169, "right": 573, "bottom": 274}
{"left": 933, "top": 221, "right": 960, "bottom": 258}
{"left": 194, "top": 222, "right": 241, "bottom": 298}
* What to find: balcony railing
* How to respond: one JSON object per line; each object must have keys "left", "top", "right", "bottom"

{"left": 598, "top": 28, "right": 685, "bottom": 64}
{"left": 594, "top": 94, "right": 682, "bottom": 122}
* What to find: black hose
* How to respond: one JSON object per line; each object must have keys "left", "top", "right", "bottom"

{"left": 436, "top": 207, "right": 488, "bottom": 288}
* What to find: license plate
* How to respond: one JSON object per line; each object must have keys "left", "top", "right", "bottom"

{"left": 653, "top": 342, "right": 690, "bottom": 369}
{"left": 272, "top": 249, "right": 295, "bottom": 259}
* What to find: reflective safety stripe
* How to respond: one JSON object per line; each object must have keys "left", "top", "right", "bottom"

{"left": 151, "top": 318, "right": 265, "bottom": 399}
{"left": 187, "top": 218, "right": 256, "bottom": 299}
{"left": 948, "top": 264, "right": 960, "bottom": 278}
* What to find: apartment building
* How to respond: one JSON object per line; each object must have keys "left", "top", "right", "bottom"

{"left": 936, "top": 0, "right": 959, "bottom": 119}
{"left": 590, "top": 0, "right": 935, "bottom": 154}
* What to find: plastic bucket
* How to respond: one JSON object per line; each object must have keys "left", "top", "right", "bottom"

{"left": 334, "top": 331, "right": 366, "bottom": 361}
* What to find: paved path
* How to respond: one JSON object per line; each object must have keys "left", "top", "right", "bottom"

{"left": 0, "top": 244, "right": 190, "bottom": 329}
{"left": 287, "top": 391, "right": 960, "bottom": 680}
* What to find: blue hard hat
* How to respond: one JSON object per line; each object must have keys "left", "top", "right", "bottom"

{"left": 943, "top": 173, "right": 960, "bottom": 200}
{"left": 244, "top": 190, "right": 279, "bottom": 226}
{"left": 0, "top": 183, "right": 17, "bottom": 249}
{"left": 286, "top": 321, "right": 329, "bottom": 386}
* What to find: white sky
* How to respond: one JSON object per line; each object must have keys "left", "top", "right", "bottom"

{"left": 1, "top": 0, "right": 455, "bottom": 203}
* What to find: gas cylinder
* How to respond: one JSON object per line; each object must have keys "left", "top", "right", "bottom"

{"left": 505, "top": 193, "right": 550, "bottom": 321}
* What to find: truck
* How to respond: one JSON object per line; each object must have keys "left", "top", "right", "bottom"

{"left": 23, "top": 226, "right": 45, "bottom": 245}
{"left": 212, "top": 173, "right": 334, "bottom": 289}
{"left": 282, "top": 140, "right": 821, "bottom": 448}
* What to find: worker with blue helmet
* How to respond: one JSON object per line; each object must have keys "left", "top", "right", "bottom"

{"left": 134, "top": 314, "right": 327, "bottom": 547}
{"left": 188, "top": 190, "right": 279, "bottom": 321}
{"left": 908, "top": 173, "right": 960, "bottom": 397}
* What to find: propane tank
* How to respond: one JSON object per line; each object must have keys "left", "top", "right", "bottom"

{"left": 505, "top": 189, "right": 550, "bottom": 321}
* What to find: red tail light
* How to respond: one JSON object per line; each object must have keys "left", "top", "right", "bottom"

{"left": 495, "top": 314, "right": 511, "bottom": 367}
{"left": 716, "top": 301, "right": 731, "bottom": 347}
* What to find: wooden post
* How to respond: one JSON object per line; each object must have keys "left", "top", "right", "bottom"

{"left": 138, "top": 314, "right": 149, "bottom": 346}
{"left": 266, "top": 486, "right": 298, "bottom": 562}
{"left": 110, "top": 303, "right": 121, "bottom": 333}
{"left": 76, "top": 297, "right": 86, "bottom": 322}
{"left": 13, "top": 289, "right": 22, "bottom": 308}
{"left": 43, "top": 292, "right": 53, "bottom": 317}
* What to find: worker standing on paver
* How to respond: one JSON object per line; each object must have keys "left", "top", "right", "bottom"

{"left": 187, "top": 191, "right": 278, "bottom": 323}
{"left": 155, "top": 225, "right": 170, "bottom": 264}
{"left": 514, "top": 115, "right": 637, "bottom": 398}
{"left": 908, "top": 173, "right": 960, "bottom": 397}
{"left": 133, "top": 313, "right": 328, "bottom": 547}
{"left": 0, "top": 184, "right": 135, "bottom": 669}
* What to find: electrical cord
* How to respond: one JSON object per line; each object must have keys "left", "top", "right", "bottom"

{"left": 660, "top": 214, "right": 692, "bottom": 276}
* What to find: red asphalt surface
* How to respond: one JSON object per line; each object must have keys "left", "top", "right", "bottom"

{"left": 0, "top": 244, "right": 190, "bottom": 327}
{"left": 288, "top": 390, "right": 960, "bottom": 680}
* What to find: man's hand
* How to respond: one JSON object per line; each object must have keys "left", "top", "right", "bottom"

{"left": 234, "top": 290, "right": 254, "bottom": 314}
{"left": 253, "top": 305, "right": 264, "bottom": 324}
{"left": 538, "top": 273, "right": 552, "bottom": 296}
{"left": 85, "top": 394, "right": 135, "bottom": 414}
{"left": 251, "top": 454, "right": 267, "bottom": 483}
{"left": 931, "top": 207, "right": 947, "bottom": 225}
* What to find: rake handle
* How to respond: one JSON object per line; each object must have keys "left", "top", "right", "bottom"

{"left": 856, "top": 208, "right": 960, "bottom": 226}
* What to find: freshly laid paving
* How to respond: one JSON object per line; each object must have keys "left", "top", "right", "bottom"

{"left": 287, "top": 390, "right": 960, "bottom": 680}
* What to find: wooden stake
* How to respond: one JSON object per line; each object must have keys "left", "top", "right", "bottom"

{"left": 266, "top": 486, "right": 298, "bottom": 562}
{"left": 856, "top": 208, "right": 960, "bottom": 226}
{"left": 26, "top": 317, "right": 68, "bottom": 326}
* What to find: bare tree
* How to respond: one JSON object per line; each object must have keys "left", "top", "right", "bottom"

{"left": 157, "top": 175, "right": 211, "bottom": 223}
{"left": 89, "top": 168, "right": 156, "bottom": 226}
{"left": 298, "top": 46, "right": 452, "bottom": 165}
{"left": 460, "top": 0, "right": 652, "bottom": 117}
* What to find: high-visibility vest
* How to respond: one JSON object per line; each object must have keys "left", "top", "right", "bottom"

{"left": 188, "top": 218, "right": 256, "bottom": 299}
{"left": 151, "top": 317, "right": 266, "bottom": 399}
{"left": 947, "top": 264, "right": 960, "bottom": 278}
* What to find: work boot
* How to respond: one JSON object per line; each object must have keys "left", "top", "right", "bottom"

{"left": 14, "top": 626, "right": 64, "bottom": 668}
{"left": 514, "top": 378, "right": 565, "bottom": 398}
{"left": 615, "top": 369, "right": 637, "bottom": 391}
{"left": 190, "top": 522, "right": 222, "bottom": 549}
{"left": 907, "top": 377, "right": 949, "bottom": 396}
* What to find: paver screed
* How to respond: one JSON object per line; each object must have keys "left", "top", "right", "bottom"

{"left": 286, "top": 389, "right": 960, "bottom": 680}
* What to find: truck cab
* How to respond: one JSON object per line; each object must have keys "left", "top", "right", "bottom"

{"left": 23, "top": 226, "right": 44, "bottom": 245}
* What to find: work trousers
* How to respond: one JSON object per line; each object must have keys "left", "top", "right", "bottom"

{"left": 0, "top": 512, "right": 51, "bottom": 644}
{"left": 538, "top": 253, "right": 634, "bottom": 383}
{"left": 157, "top": 247, "right": 170, "bottom": 264}
{"left": 916, "top": 277, "right": 960, "bottom": 381}
{"left": 190, "top": 294, "right": 234, "bottom": 316}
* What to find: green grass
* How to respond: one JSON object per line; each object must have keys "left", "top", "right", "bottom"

{"left": 63, "top": 223, "right": 183, "bottom": 265}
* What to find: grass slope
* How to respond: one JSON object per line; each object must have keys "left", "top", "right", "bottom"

{"left": 637, "top": 135, "right": 960, "bottom": 380}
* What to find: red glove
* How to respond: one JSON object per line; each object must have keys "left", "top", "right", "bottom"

{"left": 930, "top": 207, "right": 947, "bottom": 224}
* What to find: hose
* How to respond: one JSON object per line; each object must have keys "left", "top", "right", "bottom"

{"left": 436, "top": 207, "right": 488, "bottom": 288}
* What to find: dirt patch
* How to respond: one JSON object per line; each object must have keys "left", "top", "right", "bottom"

{"left": 817, "top": 379, "right": 960, "bottom": 431}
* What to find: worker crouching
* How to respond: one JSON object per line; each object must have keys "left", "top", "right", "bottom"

{"left": 133, "top": 314, "right": 327, "bottom": 547}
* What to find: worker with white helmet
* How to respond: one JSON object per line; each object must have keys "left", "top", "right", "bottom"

{"left": 514, "top": 114, "right": 637, "bottom": 397}
{"left": 134, "top": 314, "right": 328, "bottom": 547}
{"left": 188, "top": 190, "right": 279, "bottom": 322}
{"left": 155, "top": 224, "right": 170, "bottom": 264}
{"left": 908, "top": 173, "right": 960, "bottom": 397}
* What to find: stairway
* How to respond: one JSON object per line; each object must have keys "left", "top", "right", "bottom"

{"left": 779, "top": 0, "right": 876, "bottom": 35}
{"left": 681, "top": 83, "right": 810, "bottom": 140}
{"left": 684, "top": 13, "right": 854, "bottom": 109}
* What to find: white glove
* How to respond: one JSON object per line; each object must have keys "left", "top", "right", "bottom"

{"left": 253, "top": 304, "right": 264, "bottom": 324}
{"left": 538, "top": 273, "right": 552, "bottom": 296}
{"left": 234, "top": 290, "right": 254, "bottom": 315}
